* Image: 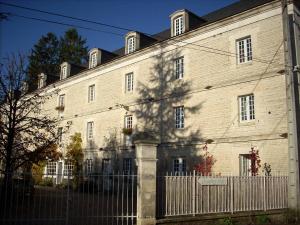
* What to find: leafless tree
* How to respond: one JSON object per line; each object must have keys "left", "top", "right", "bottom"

{"left": 0, "top": 54, "right": 62, "bottom": 185}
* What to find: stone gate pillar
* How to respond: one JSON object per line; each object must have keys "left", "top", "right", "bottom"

{"left": 135, "top": 139, "right": 159, "bottom": 225}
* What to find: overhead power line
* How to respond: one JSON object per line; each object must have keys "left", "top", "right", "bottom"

{"left": 0, "top": 1, "right": 285, "bottom": 66}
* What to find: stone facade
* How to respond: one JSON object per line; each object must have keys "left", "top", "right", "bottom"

{"left": 41, "top": 0, "right": 289, "bottom": 176}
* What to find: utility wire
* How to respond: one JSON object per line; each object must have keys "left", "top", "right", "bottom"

{"left": 9, "top": 13, "right": 125, "bottom": 37}
{"left": 0, "top": 1, "right": 285, "bottom": 66}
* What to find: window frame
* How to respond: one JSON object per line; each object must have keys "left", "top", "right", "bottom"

{"left": 57, "top": 127, "right": 63, "bottom": 144}
{"left": 63, "top": 161, "right": 73, "bottom": 176}
{"left": 239, "top": 94, "right": 255, "bottom": 122}
{"left": 58, "top": 94, "right": 65, "bottom": 107}
{"left": 173, "top": 157, "right": 186, "bottom": 174}
{"left": 125, "top": 73, "right": 134, "bottom": 93}
{"left": 90, "top": 52, "right": 98, "bottom": 68}
{"left": 174, "top": 56, "right": 184, "bottom": 79}
{"left": 239, "top": 154, "right": 254, "bottom": 176}
{"left": 236, "top": 36, "right": 252, "bottom": 64}
{"left": 46, "top": 161, "right": 57, "bottom": 175}
{"left": 88, "top": 84, "right": 95, "bottom": 102}
{"left": 127, "top": 36, "right": 136, "bottom": 54}
{"left": 174, "top": 16, "right": 184, "bottom": 36}
{"left": 123, "top": 158, "right": 133, "bottom": 175}
{"left": 86, "top": 159, "right": 93, "bottom": 175}
{"left": 61, "top": 65, "right": 67, "bottom": 79}
{"left": 87, "top": 121, "right": 94, "bottom": 140}
{"left": 125, "top": 115, "right": 133, "bottom": 129}
{"left": 174, "top": 106, "right": 184, "bottom": 129}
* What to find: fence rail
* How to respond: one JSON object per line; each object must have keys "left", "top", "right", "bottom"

{"left": 0, "top": 172, "right": 137, "bottom": 225}
{"left": 157, "top": 172, "right": 288, "bottom": 217}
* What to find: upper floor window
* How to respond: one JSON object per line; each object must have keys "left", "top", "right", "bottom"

{"left": 125, "top": 73, "right": 134, "bottom": 92}
{"left": 173, "top": 157, "right": 186, "bottom": 174}
{"left": 88, "top": 84, "right": 95, "bottom": 102}
{"left": 239, "top": 94, "right": 255, "bottom": 122}
{"left": 175, "top": 57, "right": 184, "bottom": 79}
{"left": 87, "top": 121, "right": 94, "bottom": 140}
{"left": 90, "top": 52, "right": 97, "bottom": 68}
{"left": 174, "top": 106, "right": 184, "bottom": 129}
{"left": 58, "top": 94, "right": 65, "bottom": 108}
{"left": 123, "top": 158, "right": 132, "bottom": 175}
{"left": 127, "top": 36, "right": 135, "bottom": 54}
{"left": 38, "top": 77, "right": 44, "bottom": 88}
{"left": 57, "top": 127, "right": 63, "bottom": 143}
{"left": 237, "top": 36, "right": 252, "bottom": 64}
{"left": 125, "top": 115, "right": 133, "bottom": 129}
{"left": 174, "top": 16, "right": 184, "bottom": 36}
{"left": 38, "top": 73, "right": 46, "bottom": 89}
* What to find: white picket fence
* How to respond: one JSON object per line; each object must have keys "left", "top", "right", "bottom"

{"left": 161, "top": 172, "right": 288, "bottom": 217}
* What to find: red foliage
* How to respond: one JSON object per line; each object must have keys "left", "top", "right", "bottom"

{"left": 194, "top": 144, "right": 216, "bottom": 176}
{"left": 248, "top": 147, "right": 261, "bottom": 176}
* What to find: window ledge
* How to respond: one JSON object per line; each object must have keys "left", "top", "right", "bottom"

{"left": 236, "top": 61, "right": 253, "bottom": 68}
{"left": 239, "top": 120, "right": 255, "bottom": 126}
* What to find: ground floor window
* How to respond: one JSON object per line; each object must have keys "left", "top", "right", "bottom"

{"left": 123, "top": 158, "right": 132, "bottom": 175}
{"left": 239, "top": 154, "right": 253, "bottom": 176}
{"left": 86, "top": 159, "right": 93, "bottom": 174}
{"left": 102, "top": 158, "right": 112, "bottom": 174}
{"left": 173, "top": 157, "right": 186, "bottom": 174}
{"left": 46, "top": 161, "right": 56, "bottom": 175}
{"left": 64, "top": 161, "right": 73, "bottom": 176}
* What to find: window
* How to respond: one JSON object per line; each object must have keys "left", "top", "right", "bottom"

{"left": 61, "top": 66, "right": 67, "bottom": 79}
{"left": 58, "top": 94, "right": 65, "bottom": 107}
{"left": 87, "top": 122, "right": 94, "bottom": 140}
{"left": 86, "top": 159, "right": 93, "bottom": 174}
{"left": 39, "top": 77, "right": 44, "bottom": 88}
{"left": 123, "top": 158, "right": 132, "bottom": 175}
{"left": 90, "top": 52, "right": 97, "bottom": 68}
{"left": 127, "top": 36, "right": 135, "bottom": 54}
{"left": 64, "top": 161, "right": 73, "bottom": 176}
{"left": 239, "top": 154, "right": 255, "bottom": 176}
{"left": 57, "top": 127, "right": 63, "bottom": 143}
{"left": 174, "top": 16, "right": 184, "bottom": 36}
{"left": 174, "top": 57, "right": 184, "bottom": 79}
{"left": 102, "top": 158, "right": 112, "bottom": 174}
{"left": 88, "top": 84, "right": 95, "bottom": 102}
{"left": 237, "top": 37, "right": 252, "bottom": 64}
{"left": 174, "top": 106, "right": 184, "bottom": 129}
{"left": 125, "top": 115, "right": 133, "bottom": 129}
{"left": 239, "top": 94, "right": 255, "bottom": 122}
{"left": 46, "top": 161, "right": 56, "bottom": 175}
{"left": 125, "top": 73, "right": 134, "bottom": 92}
{"left": 173, "top": 158, "right": 186, "bottom": 174}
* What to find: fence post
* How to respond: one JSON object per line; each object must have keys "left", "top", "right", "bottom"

{"left": 192, "top": 170, "right": 196, "bottom": 216}
{"left": 135, "top": 138, "right": 159, "bottom": 225}
{"left": 231, "top": 176, "right": 234, "bottom": 214}
{"left": 264, "top": 175, "right": 266, "bottom": 211}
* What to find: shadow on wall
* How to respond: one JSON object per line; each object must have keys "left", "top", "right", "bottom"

{"left": 133, "top": 44, "right": 204, "bottom": 173}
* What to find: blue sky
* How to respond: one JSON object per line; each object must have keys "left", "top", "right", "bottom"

{"left": 0, "top": 0, "right": 238, "bottom": 59}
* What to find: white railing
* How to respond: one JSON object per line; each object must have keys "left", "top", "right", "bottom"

{"left": 161, "top": 172, "right": 288, "bottom": 217}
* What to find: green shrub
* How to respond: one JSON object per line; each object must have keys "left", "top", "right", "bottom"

{"left": 256, "top": 215, "right": 270, "bottom": 224}
{"left": 218, "top": 217, "right": 234, "bottom": 225}
{"left": 39, "top": 177, "right": 54, "bottom": 186}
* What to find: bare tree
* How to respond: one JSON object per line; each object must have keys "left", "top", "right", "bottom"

{"left": 0, "top": 54, "right": 62, "bottom": 185}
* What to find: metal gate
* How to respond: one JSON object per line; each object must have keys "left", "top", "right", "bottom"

{"left": 0, "top": 172, "right": 137, "bottom": 225}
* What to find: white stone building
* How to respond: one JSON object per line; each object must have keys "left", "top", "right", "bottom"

{"left": 38, "top": 0, "right": 299, "bottom": 179}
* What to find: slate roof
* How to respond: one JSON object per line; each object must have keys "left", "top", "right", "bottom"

{"left": 112, "top": 0, "right": 275, "bottom": 56}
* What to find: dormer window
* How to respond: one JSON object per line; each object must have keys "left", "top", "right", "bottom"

{"left": 60, "top": 62, "right": 70, "bottom": 80}
{"left": 127, "top": 36, "right": 136, "bottom": 54}
{"left": 90, "top": 52, "right": 97, "bottom": 68}
{"left": 38, "top": 73, "right": 47, "bottom": 89}
{"left": 170, "top": 10, "right": 205, "bottom": 37}
{"left": 174, "top": 16, "right": 184, "bottom": 36}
